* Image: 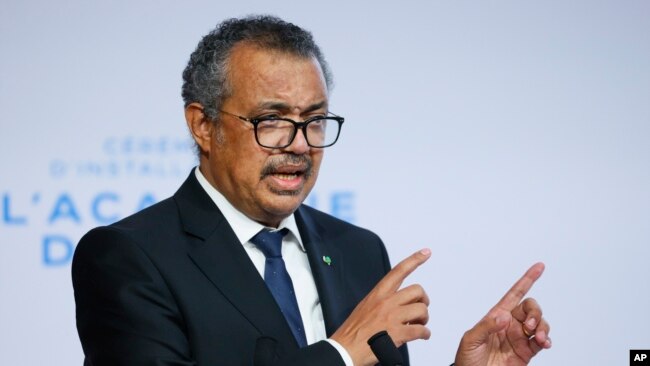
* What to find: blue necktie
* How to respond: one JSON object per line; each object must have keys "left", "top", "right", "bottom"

{"left": 251, "top": 228, "right": 308, "bottom": 348}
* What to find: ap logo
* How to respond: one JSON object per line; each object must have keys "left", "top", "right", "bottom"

{"left": 630, "top": 350, "right": 650, "bottom": 365}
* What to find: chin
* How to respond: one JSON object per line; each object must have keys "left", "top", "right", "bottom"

{"left": 263, "top": 194, "right": 306, "bottom": 217}
{"left": 268, "top": 187, "right": 303, "bottom": 197}
{"left": 259, "top": 180, "right": 315, "bottom": 218}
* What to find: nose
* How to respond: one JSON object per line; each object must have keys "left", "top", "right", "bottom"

{"left": 284, "top": 128, "right": 310, "bottom": 154}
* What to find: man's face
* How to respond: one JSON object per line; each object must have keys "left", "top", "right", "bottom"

{"left": 201, "top": 44, "right": 328, "bottom": 226}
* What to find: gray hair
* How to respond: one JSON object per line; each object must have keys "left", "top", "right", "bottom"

{"left": 181, "top": 15, "right": 333, "bottom": 121}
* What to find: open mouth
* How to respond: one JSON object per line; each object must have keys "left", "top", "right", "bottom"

{"left": 268, "top": 166, "right": 306, "bottom": 182}
{"left": 261, "top": 155, "right": 313, "bottom": 192}
{"left": 261, "top": 157, "right": 312, "bottom": 180}
{"left": 263, "top": 164, "right": 310, "bottom": 193}
{"left": 272, "top": 172, "right": 302, "bottom": 180}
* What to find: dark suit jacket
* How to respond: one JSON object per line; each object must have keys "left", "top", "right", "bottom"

{"left": 72, "top": 172, "right": 408, "bottom": 365}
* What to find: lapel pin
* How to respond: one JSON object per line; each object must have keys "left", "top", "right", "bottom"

{"left": 322, "top": 255, "right": 332, "bottom": 266}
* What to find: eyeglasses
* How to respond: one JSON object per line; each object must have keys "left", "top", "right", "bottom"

{"left": 218, "top": 110, "right": 344, "bottom": 148}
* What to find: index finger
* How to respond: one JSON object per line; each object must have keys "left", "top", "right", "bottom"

{"left": 375, "top": 248, "right": 431, "bottom": 294}
{"left": 494, "top": 262, "right": 545, "bottom": 311}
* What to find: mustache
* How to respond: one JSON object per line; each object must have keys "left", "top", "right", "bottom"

{"left": 260, "top": 154, "right": 313, "bottom": 179}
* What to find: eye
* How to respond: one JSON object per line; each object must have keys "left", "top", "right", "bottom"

{"left": 256, "top": 114, "right": 281, "bottom": 121}
{"left": 307, "top": 114, "right": 327, "bottom": 121}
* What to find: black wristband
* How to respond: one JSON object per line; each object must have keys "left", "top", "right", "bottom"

{"left": 367, "top": 331, "right": 404, "bottom": 366}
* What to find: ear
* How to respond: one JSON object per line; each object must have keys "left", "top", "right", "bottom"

{"left": 185, "top": 103, "right": 214, "bottom": 154}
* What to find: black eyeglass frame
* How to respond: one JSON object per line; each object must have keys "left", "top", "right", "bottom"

{"left": 217, "top": 109, "right": 345, "bottom": 148}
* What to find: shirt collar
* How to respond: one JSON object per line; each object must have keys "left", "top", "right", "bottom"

{"left": 194, "top": 167, "right": 304, "bottom": 250}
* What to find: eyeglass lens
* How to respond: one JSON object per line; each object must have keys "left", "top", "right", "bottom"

{"left": 256, "top": 118, "right": 339, "bottom": 148}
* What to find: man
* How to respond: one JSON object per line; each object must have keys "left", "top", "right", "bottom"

{"left": 72, "top": 15, "right": 551, "bottom": 366}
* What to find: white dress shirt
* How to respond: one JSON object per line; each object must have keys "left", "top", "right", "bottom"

{"left": 195, "top": 168, "right": 352, "bottom": 366}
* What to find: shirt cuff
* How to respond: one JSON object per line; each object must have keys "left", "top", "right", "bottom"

{"left": 324, "top": 339, "right": 354, "bottom": 366}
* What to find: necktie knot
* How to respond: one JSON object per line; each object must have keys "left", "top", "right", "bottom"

{"left": 251, "top": 228, "right": 289, "bottom": 258}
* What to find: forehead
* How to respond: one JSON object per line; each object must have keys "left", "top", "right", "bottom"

{"left": 225, "top": 43, "right": 328, "bottom": 111}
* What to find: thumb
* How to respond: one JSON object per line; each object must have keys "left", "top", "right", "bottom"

{"left": 464, "top": 311, "right": 511, "bottom": 347}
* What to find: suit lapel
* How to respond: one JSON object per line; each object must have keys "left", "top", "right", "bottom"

{"left": 173, "top": 173, "right": 299, "bottom": 348}
{"left": 295, "top": 206, "right": 348, "bottom": 336}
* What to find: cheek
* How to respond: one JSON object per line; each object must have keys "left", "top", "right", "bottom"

{"left": 239, "top": 161, "right": 264, "bottom": 184}
{"left": 310, "top": 151, "right": 324, "bottom": 172}
{"left": 219, "top": 129, "right": 267, "bottom": 176}
{"left": 237, "top": 152, "right": 273, "bottom": 190}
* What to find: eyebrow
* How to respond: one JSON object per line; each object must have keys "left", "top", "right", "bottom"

{"left": 255, "top": 100, "right": 328, "bottom": 114}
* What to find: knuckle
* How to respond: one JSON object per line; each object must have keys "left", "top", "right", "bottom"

{"left": 540, "top": 318, "right": 551, "bottom": 333}
{"left": 394, "top": 260, "right": 408, "bottom": 272}
{"left": 403, "top": 283, "right": 427, "bottom": 301}
{"left": 523, "top": 297, "right": 539, "bottom": 308}
{"left": 416, "top": 302, "right": 429, "bottom": 314}
{"left": 412, "top": 284, "right": 424, "bottom": 294}
{"left": 512, "top": 288, "right": 526, "bottom": 300}
{"left": 404, "top": 324, "right": 425, "bottom": 340}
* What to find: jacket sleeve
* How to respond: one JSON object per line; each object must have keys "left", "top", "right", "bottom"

{"left": 72, "top": 227, "right": 197, "bottom": 366}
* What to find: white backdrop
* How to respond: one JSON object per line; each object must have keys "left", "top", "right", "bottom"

{"left": 1, "top": 1, "right": 649, "bottom": 364}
